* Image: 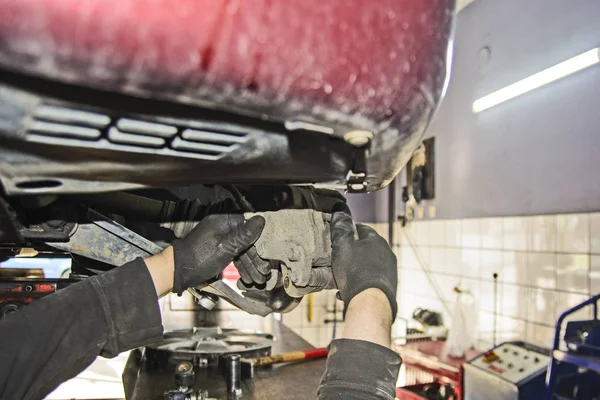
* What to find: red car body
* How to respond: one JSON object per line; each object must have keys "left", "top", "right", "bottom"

{"left": 0, "top": 0, "right": 455, "bottom": 193}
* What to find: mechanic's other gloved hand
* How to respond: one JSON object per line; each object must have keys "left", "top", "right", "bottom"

{"left": 171, "top": 214, "right": 265, "bottom": 295}
{"left": 330, "top": 204, "right": 398, "bottom": 319}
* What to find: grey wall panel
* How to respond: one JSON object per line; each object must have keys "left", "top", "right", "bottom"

{"left": 419, "top": 0, "right": 600, "bottom": 218}
{"left": 347, "top": 188, "right": 389, "bottom": 223}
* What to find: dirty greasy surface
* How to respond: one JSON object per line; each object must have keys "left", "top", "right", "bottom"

{"left": 0, "top": 0, "right": 456, "bottom": 192}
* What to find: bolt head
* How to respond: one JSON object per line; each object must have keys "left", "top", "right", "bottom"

{"left": 283, "top": 276, "right": 290, "bottom": 288}
{"left": 344, "top": 130, "right": 373, "bottom": 147}
{"left": 196, "top": 295, "right": 218, "bottom": 310}
{"left": 350, "top": 183, "right": 365, "bottom": 191}
{"left": 176, "top": 361, "right": 193, "bottom": 373}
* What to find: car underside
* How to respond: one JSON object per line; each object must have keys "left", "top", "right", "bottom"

{"left": 0, "top": 0, "right": 456, "bottom": 315}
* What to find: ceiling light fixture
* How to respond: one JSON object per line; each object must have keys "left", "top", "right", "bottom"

{"left": 472, "top": 47, "right": 600, "bottom": 113}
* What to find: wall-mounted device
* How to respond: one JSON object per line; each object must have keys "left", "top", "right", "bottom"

{"left": 406, "top": 137, "right": 435, "bottom": 205}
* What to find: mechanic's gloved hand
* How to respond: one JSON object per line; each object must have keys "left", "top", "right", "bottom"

{"left": 171, "top": 214, "right": 265, "bottom": 295}
{"left": 330, "top": 204, "right": 398, "bottom": 319}
{"left": 235, "top": 247, "right": 273, "bottom": 286}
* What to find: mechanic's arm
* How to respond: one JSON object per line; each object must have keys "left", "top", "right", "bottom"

{"left": 318, "top": 205, "right": 401, "bottom": 400}
{"left": 0, "top": 214, "right": 264, "bottom": 400}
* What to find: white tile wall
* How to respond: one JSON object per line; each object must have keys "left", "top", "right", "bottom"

{"left": 415, "top": 221, "right": 431, "bottom": 246}
{"left": 529, "top": 216, "right": 557, "bottom": 252}
{"left": 502, "top": 251, "right": 528, "bottom": 285}
{"left": 501, "top": 284, "right": 528, "bottom": 320}
{"left": 527, "top": 252, "right": 557, "bottom": 289}
{"left": 481, "top": 218, "right": 503, "bottom": 250}
{"left": 461, "top": 249, "right": 480, "bottom": 278}
{"left": 556, "top": 253, "right": 589, "bottom": 294}
{"left": 477, "top": 311, "right": 496, "bottom": 343}
{"left": 429, "top": 221, "right": 446, "bottom": 247}
{"left": 556, "top": 214, "right": 590, "bottom": 253}
{"left": 496, "top": 316, "right": 527, "bottom": 343}
{"left": 526, "top": 323, "right": 556, "bottom": 348}
{"left": 591, "top": 213, "right": 600, "bottom": 254}
{"left": 284, "top": 214, "right": 599, "bottom": 351}
{"left": 461, "top": 219, "right": 482, "bottom": 248}
{"left": 445, "top": 248, "right": 463, "bottom": 276}
{"left": 480, "top": 250, "right": 503, "bottom": 281}
{"left": 527, "top": 288, "right": 557, "bottom": 324}
{"left": 391, "top": 213, "right": 599, "bottom": 352}
{"left": 401, "top": 246, "right": 419, "bottom": 270}
{"left": 503, "top": 217, "right": 529, "bottom": 251}
{"left": 591, "top": 255, "right": 600, "bottom": 294}
{"left": 445, "top": 220, "right": 462, "bottom": 247}
{"left": 429, "top": 247, "right": 447, "bottom": 273}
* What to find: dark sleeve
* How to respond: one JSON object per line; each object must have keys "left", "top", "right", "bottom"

{"left": 318, "top": 339, "right": 402, "bottom": 400}
{"left": 0, "top": 258, "right": 164, "bottom": 400}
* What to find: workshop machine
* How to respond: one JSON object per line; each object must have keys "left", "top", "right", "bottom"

{"left": 123, "top": 325, "right": 328, "bottom": 400}
{"left": 462, "top": 341, "right": 551, "bottom": 400}
{"left": 546, "top": 293, "right": 600, "bottom": 400}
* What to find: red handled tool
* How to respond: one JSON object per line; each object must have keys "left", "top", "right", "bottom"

{"left": 252, "top": 348, "right": 328, "bottom": 367}
{"left": 241, "top": 348, "right": 328, "bottom": 378}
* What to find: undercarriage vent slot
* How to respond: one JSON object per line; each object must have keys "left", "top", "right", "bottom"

{"left": 116, "top": 118, "right": 178, "bottom": 138}
{"left": 28, "top": 121, "right": 102, "bottom": 140}
{"left": 24, "top": 104, "right": 252, "bottom": 160}
{"left": 107, "top": 127, "right": 166, "bottom": 148}
{"left": 33, "top": 105, "right": 111, "bottom": 128}
{"left": 181, "top": 128, "right": 248, "bottom": 145}
{"left": 171, "top": 137, "right": 232, "bottom": 155}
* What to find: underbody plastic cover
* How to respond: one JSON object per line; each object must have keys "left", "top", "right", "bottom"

{"left": 0, "top": 0, "right": 455, "bottom": 194}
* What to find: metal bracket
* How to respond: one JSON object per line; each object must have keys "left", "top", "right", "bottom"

{"left": 46, "top": 208, "right": 273, "bottom": 316}
{"left": 245, "top": 209, "right": 333, "bottom": 298}
{"left": 189, "top": 283, "right": 272, "bottom": 317}
{"left": 345, "top": 170, "right": 367, "bottom": 193}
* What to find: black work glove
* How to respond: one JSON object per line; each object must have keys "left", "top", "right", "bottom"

{"left": 171, "top": 214, "right": 265, "bottom": 295}
{"left": 234, "top": 187, "right": 347, "bottom": 287}
{"left": 330, "top": 204, "right": 398, "bottom": 319}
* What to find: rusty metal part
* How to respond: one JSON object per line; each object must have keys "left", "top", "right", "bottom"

{"left": 189, "top": 283, "right": 273, "bottom": 317}
{"left": 16, "top": 203, "right": 78, "bottom": 242}
{"left": 46, "top": 208, "right": 276, "bottom": 315}
{"left": 48, "top": 208, "right": 163, "bottom": 264}
{"left": 246, "top": 209, "right": 332, "bottom": 298}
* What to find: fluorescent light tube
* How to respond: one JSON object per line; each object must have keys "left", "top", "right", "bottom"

{"left": 473, "top": 47, "right": 600, "bottom": 113}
